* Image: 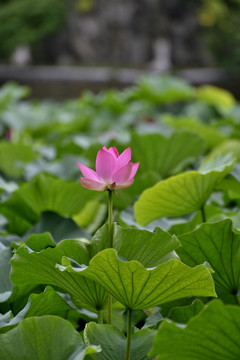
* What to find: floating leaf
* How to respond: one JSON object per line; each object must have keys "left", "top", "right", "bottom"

{"left": 84, "top": 322, "right": 155, "bottom": 360}
{"left": 135, "top": 154, "right": 234, "bottom": 225}
{"left": 0, "top": 315, "right": 100, "bottom": 360}
{"left": 149, "top": 300, "right": 240, "bottom": 360}
{"left": 177, "top": 219, "right": 240, "bottom": 300}
{"left": 64, "top": 249, "right": 216, "bottom": 310}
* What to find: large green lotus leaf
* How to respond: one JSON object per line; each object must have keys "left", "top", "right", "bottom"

{"left": 90, "top": 223, "right": 180, "bottom": 267}
{"left": 162, "top": 115, "right": 227, "bottom": 148}
{"left": 62, "top": 249, "right": 216, "bottom": 310}
{"left": 149, "top": 300, "right": 240, "bottom": 360}
{"left": 134, "top": 154, "right": 234, "bottom": 225}
{"left": 0, "top": 242, "right": 13, "bottom": 302}
{"left": 131, "top": 131, "right": 206, "bottom": 179}
{"left": 0, "top": 315, "right": 100, "bottom": 360}
{"left": 0, "top": 173, "right": 98, "bottom": 233}
{"left": 84, "top": 322, "right": 155, "bottom": 360}
{"left": 10, "top": 238, "right": 108, "bottom": 310}
{"left": 0, "top": 142, "right": 37, "bottom": 177}
{"left": 177, "top": 219, "right": 240, "bottom": 300}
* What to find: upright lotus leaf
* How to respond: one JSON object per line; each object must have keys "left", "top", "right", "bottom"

{"left": 131, "top": 131, "right": 206, "bottom": 179}
{"left": 62, "top": 249, "right": 216, "bottom": 310}
{"left": 10, "top": 238, "right": 108, "bottom": 310}
{"left": 177, "top": 219, "right": 240, "bottom": 300}
{"left": 135, "top": 154, "right": 234, "bottom": 225}
{"left": 1, "top": 173, "right": 99, "bottom": 234}
{"left": 0, "top": 242, "right": 13, "bottom": 302}
{"left": 0, "top": 315, "right": 100, "bottom": 360}
{"left": 84, "top": 322, "right": 156, "bottom": 360}
{"left": 90, "top": 223, "right": 180, "bottom": 267}
{"left": 114, "top": 226, "right": 180, "bottom": 267}
{"left": 0, "top": 142, "right": 37, "bottom": 177}
{"left": 149, "top": 300, "right": 240, "bottom": 360}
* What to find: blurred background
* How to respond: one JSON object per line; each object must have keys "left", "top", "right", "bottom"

{"left": 0, "top": 0, "right": 240, "bottom": 98}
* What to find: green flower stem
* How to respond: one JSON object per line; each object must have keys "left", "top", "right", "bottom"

{"left": 108, "top": 190, "right": 113, "bottom": 248}
{"left": 125, "top": 308, "right": 132, "bottom": 360}
{"left": 201, "top": 205, "right": 206, "bottom": 223}
{"left": 108, "top": 293, "right": 112, "bottom": 324}
{"left": 97, "top": 309, "right": 103, "bottom": 324}
{"left": 235, "top": 294, "right": 240, "bottom": 306}
{"left": 108, "top": 190, "right": 113, "bottom": 324}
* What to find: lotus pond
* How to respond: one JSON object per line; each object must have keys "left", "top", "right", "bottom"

{"left": 0, "top": 76, "right": 240, "bottom": 359}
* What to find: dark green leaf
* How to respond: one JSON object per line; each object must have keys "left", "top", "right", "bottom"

{"left": 0, "top": 315, "right": 100, "bottom": 360}
{"left": 84, "top": 322, "right": 155, "bottom": 360}
{"left": 149, "top": 300, "right": 240, "bottom": 360}
{"left": 177, "top": 219, "right": 240, "bottom": 300}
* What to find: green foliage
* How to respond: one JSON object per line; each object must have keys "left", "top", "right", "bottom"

{"left": 134, "top": 154, "right": 234, "bottom": 225}
{"left": 177, "top": 219, "right": 240, "bottom": 302}
{"left": 149, "top": 300, "right": 240, "bottom": 359}
{"left": 61, "top": 248, "right": 216, "bottom": 310}
{"left": 0, "top": 315, "right": 100, "bottom": 359}
{"left": 0, "top": 76, "right": 240, "bottom": 359}
{"left": 84, "top": 322, "right": 155, "bottom": 360}
{"left": 0, "top": 0, "right": 66, "bottom": 57}
{"left": 200, "top": 0, "right": 240, "bottom": 70}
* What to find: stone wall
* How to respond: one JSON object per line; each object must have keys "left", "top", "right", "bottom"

{"left": 32, "top": 0, "right": 212, "bottom": 69}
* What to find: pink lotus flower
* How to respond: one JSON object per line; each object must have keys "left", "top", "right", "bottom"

{"left": 77, "top": 146, "right": 139, "bottom": 192}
